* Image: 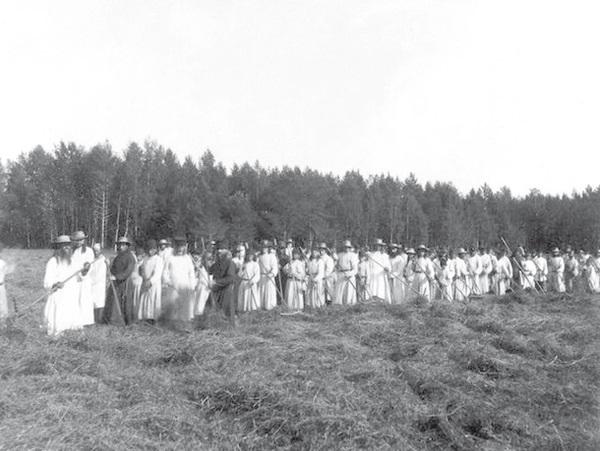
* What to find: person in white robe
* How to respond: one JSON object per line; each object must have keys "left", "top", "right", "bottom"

{"left": 138, "top": 240, "right": 164, "bottom": 321}
{"left": 44, "top": 235, "right": 84, "bottom": 336}
{"left": 258, "top": 241, "right": 279, "bottom": 310}
{"left": 319, "top": 243, "right": 336, "bottom": 304}
{"left": 409, "top": 245, "right": 435, "bottom": 302}
{"left": 71, "top": 231, "right": 95, "bottom": 326}
{"left": 520, "top": 251, "right": 537, "bottom": 290}
{"left": 284, "top": 249, "right": 306, "bottom": 310}
{"left": 533, "top": 251, "right": 548, "bottom": 292}
{"left": 0, "top": 245, "right": 14, "bottom": 324}
{"left": 389, "top": 245, "right": 408, "bottom": 304}
{"left": 493, "top": 248, "right": 513, "bottom": 295}
{"left": 238, "top": 252, "right": 260, "bottom": 312}
{"left": 466, "top": 248, "right": 483, "bottom": 295}
{"left": 158, "top": 239, "right": 173, "bottom": 263}
{"left": 564, "top": 249, "right": 579, "bottom": 293}
{"left": 367, "top": 239, "right": 392, "bottom": 302}
{"left": 192, "top": 249, "right": 212, "bottom": 316}
{"left": 479, "top": 247, "right": 493, "bottom": 294}
{"left": 436, "top": 258, "right": 454, "bottom": 302}
{"left": 357, "top": 250, "right": 370, "bottom": 302}
{"left": 334, "top": 241, "right": 359, "bottom": 305}
{"left": 453, "top": 249, "right": 470, "bottom": 301}
{"left": 306, "top": 248, "right": 325, "bottom": 308}
{"left": 162, "top": 237, "right": 197, "bottom": 321}
{"left": 89, "top": 243, "right": 107, "bottom": 323}
{"left": 126, "top": 247, "right": 145, "bottom": 321}
{"left": 585, "top": 249, "right": 600, "bottom": 293}
{"left": 547, "top": 248, "right": 566, "bottom": 293}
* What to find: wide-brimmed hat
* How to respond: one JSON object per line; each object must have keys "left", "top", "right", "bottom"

{"left": 551, "top": 247, "right": 560, "bottom": 254}
{"left": 457, "top": 248, "right": 467, "bottom": 255}
{"left": 406, "top": 248, "right": 415, "bottom": 255}
{"left": 92, "top": 243, "right": 102, "bottom": 251}
{"left": 173, "top": 235, "right": 187, "bottom": 244}
{"left": 71, "top": 231, "right": 87, "bottom": 241}
{"left": 286, "top": 238, "right": 293, "bottom": 244}
{"left": 318, "top": 242, "right": 328, "bottom": 250}
{"left": 116, "top": 236, "right": 131, "bottom": 245}
{"left": 54, "top": 235, "right": 72, "bottom": 245}
{"left": 343, "top": 240, "right": 352, "bottom": 248}
{"left": 373, "top": 238, "right": 386, "bottom": 247}
{"left": 417, "top": 244, "right": 428, "bottom": 252}
{"left": 146, "top": 239, "right": 158, "bottom": 250}
{"left": 261, "top": 239, "right": 272, "bottom": 248}
{"left": 158, "top": 239, "right": 169, "bottom": 246}
{"left": 390, "top": 243, "right": 399, "bottom": 249}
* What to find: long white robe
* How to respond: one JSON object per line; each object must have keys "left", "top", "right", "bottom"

{"left": 585, "top": 257, "right": 600, "bottom": 293}
{"left": 390, "top": 254, "right": 408, "bottom": 304}
{"left": 479, "top": 253, "right": 492, "bottom": 294}
{"left": 195, "top": 266, "right": 212, "bottom": 315}
{"left": 0, "top": 259, "right": 8, "bottom": 319}
{"left": 89, "top": 255, "right": 107, "bottom": 309}
{"left": 533, "top": 256, "right": 548, "bottom": 284}
{"left": 44, "top": 256, "right": 83, "bottom": 335}
{"left": 162, "top": 254, "right": 196, "bottom": 320}
{"left": 258, "top": 252, "right": 279, "bottom": 310}
{"left": 127, "top": 257, "right": 143, "bottom": 320}
{"left": 547, "top": 256, "right": 565, "bottom": 293}
{"left": 238, "top": 261, "right": 260, "bottom": 311}
{"left": 367, "top": 251, "right": 392, "bottom": 302}
{"left": 307, "top": 258, "right": 325, "bottom": 308}
{"left": 436, "top": 265, "right": 454, "bottom": 302}
{"left": 334, "top": 251, "right": 358, "bottom": 305}
{"left": 409, "top": 257, "right": 435, "bottom": 301}
{"left": 493, "top": 256, "right": 513, "bottom": 295}
{"left": 466, "top": 254, "right": 483, "bottom": 295}
{"left": 520, "top": 259, "right": 537, "bottom": 289}
{"left": 72, "top": 246, "right": 95, "bottom": 326}
{"left": 453, "top": 258, "right": 470, "bottom": 301}
{"left": 285, "top": 259, "right": 306, "bottom": 310}
{"left": 138, "top": 255, "right": 164, "bottom": 320}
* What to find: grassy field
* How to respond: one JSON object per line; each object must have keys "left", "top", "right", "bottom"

{"left": 1, "top": 249, "right": 599, "bottom": 450}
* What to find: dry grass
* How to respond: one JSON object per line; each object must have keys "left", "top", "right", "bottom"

{"left": 1, "top": 250, "right": 599, "bottom": 450}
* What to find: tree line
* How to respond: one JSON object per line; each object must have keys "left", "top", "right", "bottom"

{"left": 1, "top": 140, "right": 599, "bottom": 251}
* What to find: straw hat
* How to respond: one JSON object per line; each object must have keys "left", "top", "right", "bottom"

{"left": 373, "top": 238, "right": 386, "bottom": 247}
{"left": 342, "top": 240, "right": 352, "bottom": 248}
{"left": 457, "top": 248, "right": 467, "bottom": 255}
{"left": 116, "top": 236, "right": 131, "bottom": 245}
{"left": 406, "top": 248, "right": 415, "bottom": 255}
{"left": 318, "top": 242, "right": 328, "bottom": 250}
{"left": 71, "top": 231, "right": 87, "bottom": 241}
{"left": 54, "top": 235, "right": 72, "bottom": 245}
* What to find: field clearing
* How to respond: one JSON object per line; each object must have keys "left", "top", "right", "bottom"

{"left": 1, "top": 249, "right": 599, "bottom": 450}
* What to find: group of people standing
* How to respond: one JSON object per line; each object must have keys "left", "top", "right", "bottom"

{"left": 40, "top": 232, "right": 600, "bottom": 336}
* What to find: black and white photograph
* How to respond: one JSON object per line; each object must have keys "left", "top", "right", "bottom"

{"left": 0, "top": 1, "right": 599, "bottom": 449}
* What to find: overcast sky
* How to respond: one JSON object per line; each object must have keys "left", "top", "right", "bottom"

{"left": 1, "top": 1, "right": 599, "bottom": 196}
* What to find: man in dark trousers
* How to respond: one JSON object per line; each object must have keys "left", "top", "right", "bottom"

{"left": 103, "top": 236, "right": 136, "bottom": 325}
{"left": 209, "top": 240, "right": 238, "bottom": 325}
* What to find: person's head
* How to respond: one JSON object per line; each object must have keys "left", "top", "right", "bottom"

{"left": 311, "top": 247, "right": 319, "bottom": 259}
{"left": 318, "top": 243, "right": 328, "bottom": 256}
{"left": 158, "top": 239, "right": 168, "bottom": 251}
{"left": 116, "top": 237, "right": 131, "bottom": 253}
{"left": 286, "top": 239, "right": 293, "bottom": 248}
{"left": 416, "top": 244, "right": 428, "bottom": 257}
{"left": 406, "top": 248, "right": 415, "bottom": 259}
{"left": 469, "top": 246, "right": 476, "bottom": 256}
{"left": 173, "top": 236, "right": 188, "bottom": 255}
{"left": 458, "top": 248, "right": 467, "bottom": 259}
{"left": 146, "top": 239, "right": 158, "bottom": 257}
{"left": 260, "top": 240, "right": 271, "bottom": 254}
{"left": 440, "top": 258, "right": 447, "bottom": 267}
{"left": 373, "top": 238, "right": 386, "bottom": 252}
{"left": 54, "top": 235, "right": 72, "bottom": 260}
{"left": 342, "top": 240, "right": 352, "bottom": 253}
{"left": 135, "top": 246, "right": 146, "bottom": 259}
{"left": 71, "top": 231, "right": 87, "bottom": 249}
{"left": 92, "top": 243, "right": 102, "bottom": 258}
{"left": 292, "top": 249, "right": 302, "bottom": 260}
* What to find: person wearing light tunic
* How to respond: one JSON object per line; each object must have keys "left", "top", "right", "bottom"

{"left": 533, "top": 251, "right": 548, "bottom": 292}
{"left": 192, "top": 249, "right": 212, "bottom": 316}
{"left": 465, "top": 248, "right": 483, "bottom": 295}
{"left": 0, "top": 245, "right": 14, "bottom": 324}
{"left": 89, "top": 243, "right": 107, "bottom": 323}
{"left": 257, "top": 241, "right": 279, "bottom": 310}
{"left": 493, "top": 248, "right": 513, "bottom": 295}
{"left": 520, "top": 251, "right": 537, "bottom": 290}
{"left": 334, "top": 241, "right": 359, "bottom": 306}
{"left": 547, "top": 248, "right": 566, "bottom": 293}
{"left": 162, "top": 237, "right": 197, "bottom": 321}
{"left": 367, "top": 239, "right": 392, "bottom": 303}
{"left": 389, "top": 244, "right": 408, "bottom": 304}
{"left": 44, "top": 235, "right": 83, "bottom": 336}
{"left": 585, "top": 249, "right": 600, "bottom": 293}
{"left": 409, "top": 245, "right": 435, "bottom": 301}
{"left": 436, "top": 258, "right": 454, "bottom": 302}
{"left": 238, "top": 252, "right": 260, "bottom": 312}
{"left": 318, "top": 243, "right": 335, "bottom": 304}
{"left": 126, "top": 246, "right": 145, "bottom": 321}
{"left": 453, "top": 249, "right": 470, "bottom": 301}
{"left": 306, "top": 248, "right": 325, "bottom": 308}
{"left": 137, "top": 240, "right": 164, "bottom": 321}
{"left": 479, "top": 247, "right": 493, "bottom": 294}
{"left": 71, "top": 231, "right": 95, "bottom": 326}
{"left": 284, "top": 249, "right": 306, "bottom": 310}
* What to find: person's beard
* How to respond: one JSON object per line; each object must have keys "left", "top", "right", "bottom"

{"left": 59, "top": 247, "right": 72, "bottom": 264}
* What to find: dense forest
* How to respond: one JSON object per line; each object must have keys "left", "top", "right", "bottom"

{"left": 1, "top": 141, "right": 599, "bottom": 251}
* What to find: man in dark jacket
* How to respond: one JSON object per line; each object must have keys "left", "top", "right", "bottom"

{"left": 103, "top": 236, "right": 136, "bottom": 324}
{"left": 209, "top": 240, "right": 238, "bottom": 325}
